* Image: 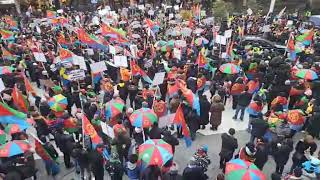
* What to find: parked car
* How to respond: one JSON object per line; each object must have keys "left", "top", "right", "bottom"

{"left": 240, "top": 36, "right": 287, "bottom": 54}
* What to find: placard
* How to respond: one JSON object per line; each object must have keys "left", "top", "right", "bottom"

{"left": 247, "top": 8, "right": 253, "bottom": 15}
{"left": 85, "top": 49, "right": 94, "bottom": 56}
{"left": 0, "top": 78, "right": 5, "bottom": 92}
{"left": 90, "top": 61, "right": 107, "bottom": 73}
{"left": 158, "top": 113, "right": 175, "bottom": 128}
{"left": 114, "top": 56, "right": 128, "bottom": 67}
{"left": 109, "top": 45, "right": 116, "bottom": 55}
{"left": 130, "top": 45, "right": 138, "bottom": 58}
{"left": 224, "top": 29, "right": 233, "bottom": 38}
{"left": 169, "top": 13, "right": 174, "bottom": 19}
{"left": 33, "top": 52, "right": 47, "bottom": 62}
{"left": 67, "top": 69, "right": 85, "bottom": 81}
{"left": 138, "top": 5, "right": 145, "bottom": 10}
{"left": 72, "top": 55, "right": 87, "bottom": 70}
{"left": 215, "top": 35, "right": 227, "bottom": 45}
{"left": 101, "top": 121, "right": 115, "bottom": 139}
{"left": 152, "top": 72, "right": 166, "bottom": 86}
{"left": 262, "top": 25, "right": 271, "bottom": 32}
{"left": 173, "top": 48, "right": 181, "bottom": 60}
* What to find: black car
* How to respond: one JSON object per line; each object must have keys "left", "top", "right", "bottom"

{"left": 240, "top": 36, "right": 287, "bottom": 54}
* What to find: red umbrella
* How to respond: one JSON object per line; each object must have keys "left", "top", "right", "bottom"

{"left": 287, "top": 109, "right": 305, "bottom": 125}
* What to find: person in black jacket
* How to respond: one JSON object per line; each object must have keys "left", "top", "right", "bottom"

{"left": 162, "top": 130, "right": 179, "bottom": 154}
{"left": 199, "top": 94, "right": 210, "bottom": 129}
{"left": 53, "top": 129, "right": 74, "bottom": 168}
{"left": 219, "top": 128, "right": 238, "bottom": 172}
{"left": 89, "top": 144, "right": 105, "bottom": 180}
{"left": 39, "top": 135, "right": 59, "bottom": 176}
{"left": 250, "top": 114, "right": 269, "bottom": 143}
{"left": 273, "top": 138, "right": 293, "bottom": 174}
{"left": 233, "top": 88, "right": 252, "bottom": 121}
{"left": 254, "top": 138, "right": 269, "bottom": 170}
{"left": 149, "top": 122, "right": 162, "bottom": 139}
{"left": 182, "top": 158, "right": 208, "bottom": 180}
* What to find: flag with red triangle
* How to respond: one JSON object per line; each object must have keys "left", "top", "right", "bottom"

{"left": 12, "top": 85, "right": 29, "bottom": 113}
{"left": 174, "top": 105, "right": 192, "bottom": 147}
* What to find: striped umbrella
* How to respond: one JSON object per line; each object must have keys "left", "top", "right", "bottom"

{"left": 226, "top": 159, "right": 266, "bottom": 180}
{"left": 129, "top": 108, "right": 158, "bottom": 128}
{"left": 295, "top": 69, "right": 318, "bottom": 80}
{"left": 4, "top": 124, "right": 28, "bottom": 135}
{"left": 139, "top": 139, "right": 173, "bottom": 167}
{"left": 105, "top": 99, "right": 125, "bottom": 119}
{"left": 0, "top": 140, "right": 31, "bottom": 157}
{"left": 219, "top": 63, "right": 240, "bottom": 74}
{"left": 0, "top": 66, "right": 14, "bottom": 75}
{"left": 48, "top": 94, "right": 68, "bottom": 112}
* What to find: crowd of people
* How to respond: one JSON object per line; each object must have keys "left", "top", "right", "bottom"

{"left": 0, "top": 1, "right": 319, "bottom": 180}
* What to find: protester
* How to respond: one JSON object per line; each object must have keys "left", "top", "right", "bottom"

{"left": 219, "top": 128, "right": 238, "bottom": 172}
{"left": 209, "top": 94, "right": 225, "bottom": 130}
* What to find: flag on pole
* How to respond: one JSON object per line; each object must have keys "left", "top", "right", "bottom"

{"left": 0, "top": 102, "right": 28, "bottom": 126}
{"left": 0, "top": 30, "right": 14, "bottom": 40}
{"left": 196, "top": 50, "right": 207, "bottom": 68}
{"left": 82, "top": 115, "right": 103, "bottom": 148}
{"left": 287, "top": 33, "right": 297, "bottom": 61}
{"left": 35, "top": 140, "right": 60, "bottom": 175}
{"left": 12, "top": 85, "right": 29, "bottom": 113}
{"left": 296, "top": 30, "right": 314, "bottom": 46}
{"left": 1, "top": 46, "right": 16, "bottom": 61}
{"left": 174, "top": 105, "right": 192, "bottom": 147}
{"left": 24, "top": 76, "right": 35, "bottom": 95}
{"left": 130, "top": 60, "right": 153, "bottom": 84}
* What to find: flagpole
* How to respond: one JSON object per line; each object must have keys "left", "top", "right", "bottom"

{"left": 77, "top": 80, "right": 86, "bottom": 149}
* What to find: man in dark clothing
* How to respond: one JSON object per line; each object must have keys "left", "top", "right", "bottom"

{"left": 233, "top": 89, "right": 252, "bottom": 121}
{"left": 219, "top": 128, "right": 238, "bottom": 172}
{"left": 250, "top": 114, "right": 269, "bottom": 143}
{"left": 149, "top": 122, "right": 162, "bottom": 139}
{"left": 89, "top": 145, "right": 105, "bottom": 180}
{"left": 54, "top": 129, "right": 74, "bottom": 168}
{"left": 162, "top": 130, "right": 179, "bottom": 154}
{"left": 254, "top": 138, "right": 268, "bottom": 170}
{"left": 199, "top": 94, "right": 210, "bottom": 129}
{"left": 182, "top": 159, "right": 208, "bottom": 180}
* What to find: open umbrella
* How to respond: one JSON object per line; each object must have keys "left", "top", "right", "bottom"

{"left": 175, "top": 40, "right": 187, "bottom": 48}
{"left": 287, "top": 109, "right": 305, "bottom": 125}
{"left": 155, "top": 40, "right": 167, "bottom": 47}
{"left": 295, "top": 69, "right": 318, "bottom": 80}
{"left": 181, "top": 27, "right": 192, "bottom": 36}
{"left": 0, "top": 140, "right": 31, "bottom": 157}
{"left": 219, "top": 63, "right": 240, "bottom": 74}
{"left": 226, "top": 159, "right": 266, "bottom": 180}
{"left": 0, "top": 66, "right": 14, "bottom": 75}
{"left": 105, "top": 99, "right": 125, "bottom": 119}
{"left": 48, "top": 94, "right": 68, "bottom": 112}
{"left": 4, "top": 124, "right": 29, "bottom": 135}
{"left": 129, "top": 108, "right": 158, "bottom": 128}
{"left": 139, "top": 139, "right": 173, "bottom": 166}
{"left": 0, "top": 129, "right": 6, "bottom": 145}
{"left": 195, "top": 37, "right": 209, "bottom": 46}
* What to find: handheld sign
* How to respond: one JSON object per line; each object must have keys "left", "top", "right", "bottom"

{"left": 152, "top": 72, "right": 166, "bottom": 86}
{"left": 90, "top": 61, "right": 107, "bottom": 73}
{"left": 33, "top": 52, "right": 47, "bottom": 62}
{"left": 114, "top": 56, "right": 128, "bottom": 67}
{"left": 67, "top": 69, "right": 86, "bottom": 81}
{"left": 0, "top": 78, "right": 5, "bottom": 92}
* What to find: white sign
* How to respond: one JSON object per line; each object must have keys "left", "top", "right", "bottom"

{"left": 152, "top": 72, "right": 166, "bottom": 86}
{"left": 92, "top": 16, "right": 100, "bottom": 25}
{"left": 148, "top": 10, "right": 154, "bottom": 16}
{"left": 85, "top": 49, "right": 94, "bottom": 56}
{"left": 114, "top": 56, "right": 128, "bottom": 67}
{"left": 173, "top": 48, "right": 181, "bottom": 60}
{"left": 36, "top": 26, "right": 41, "bottom": 34}
{"left": 224, "top": 29, "right": 233, "bottom": 38}
{"left": 90, "top": 61, "right": 107, "bottom": 73}
{"left": 174, "top": 5, "right": 179, "bottom": 11}
{"left": 109, "top": 45, "right": 116, "bottom": 55}
{"left": 67, "top": 69, "right": 86, "bottom": 81}
{"left": 169, "top": 13, "right": 174, "bottom": 19}
{"left": 0, "top": 78, "right": 5, "bottom": 92}
{"left": 101, "top": 121, "right": 115, "bottom": 139}
{"left": 33, "top": 52, "right": 47, "bottom": 62}
{"left": 73, "top": 55, "right": 87, "bottom": 70}
{"left": 247, "top": 8, "right": 253, "bottom": 15}
{"left": 138, "top": 5, "right": 145, "bottom": 10}
{"left": 130, "top": 45, "right": 138, "bottom": 58}
{"left": 215, "top": 35, "right": 227, "bottom": 45}
{"left": 75, "top": 15, "right": 80, "bottom": 22}
{"left": 159, "top": 113, "right": 175, "bottom": 128}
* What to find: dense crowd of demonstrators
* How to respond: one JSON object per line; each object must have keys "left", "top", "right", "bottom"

{"left": 0, "top": 1, "right": 319, "bottom": 180}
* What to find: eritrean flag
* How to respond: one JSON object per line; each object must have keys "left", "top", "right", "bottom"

{"left": 101, "top": 24, "right": 126, "bottom": 38}
{"left": 130, "top": 60, "right": 153, "bottom": 84}
{"left": 46, "top": 10, "right": 57, "bottom": 18}
{"left": 247, "top": 101, "right": 263, "bottom": 116}
{"left": 23, "top": 76, "right": 35, "bottom": 95}
{"left": 196, "top": 50, "right": 207, "bottom": 68}
{"left": 0, "top": 30, "right": 14, "bottom": 40}
{"left": 58, "top": 47, "right": 73, "bottom": 64}
{"left": 57, "top": 34, "right": 69, "bottom": 47}
{"left": 63, "top": 117, "right": 78, "bottom": 133}
{"left": 82, "top": 115, "right": 103, "bottom": 148}
{"left": 4, "top": 16, "right": 18, "bottom": 30}
{"left": 296, "top": 30, "right": 314, "bottom": 46}
{"left": 0, "top": 102, "right": 28, "bottom": 127}
{"left": 12, "top": 85, "right": 29, "bottom": 113}
{"left": 287, "top": 33, "right": 297, "bottom": 61}
{"left": 167, "top": 82, "right": 179, "bottom": 98}
{"left": 178, "top": 79, "right": 200, "bottom": 116}
{"left": 77, "top": 28, "right": 108, "bottom": 50}
{"left": 92, "top": 72, "right": 102, "bottom": 85}
{"left": 174, "top": 105, "right": 192, "bottom": 147}
{"left": 1, "top": 46, "right": 16, "bottom": 60}
{"left": 35, "top": 140, "right": 60, "bottom": 175}
{"left": 247, "top": 80, "right": 260, "bottom": 94}
{"left": 145, "top": 18, "right": 160, "bottom": 37}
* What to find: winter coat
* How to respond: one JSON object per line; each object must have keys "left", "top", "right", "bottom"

{"left": 307, "top": 105, "right": 320, "bottom": 137}
{"left": 254, "top": 143, "right": 268, "bottom": 169}
{"left": 149, "top": 126, "right": 162, "bottom": 139}
{"left": 89, "top": 150, "right": 104, "bottom": 176}
{"left": 162, "top": 133, "right": 179, "bottom": 154}
{"left": 182, "top": 165, "right": 208, "bottom": 180}
{"left": 273, "top": 142, "right": 293, "bottom": 166}
{"left": 209, "top": 102, "right": 225, "bottom": 127}
{"left": 250, "top": 117, "right": 269, "bottom": 138}
{"left": 34, "top": 117, "right": 50, "bottom": 137}
{"left": 219, "top": 133, "right": 238, "bottom": 160}
{"left": 199, "top": 96, "right": 210, "bottom": 125}
{"left": 238, "top": 91, "right": 252, "bottom": 107}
